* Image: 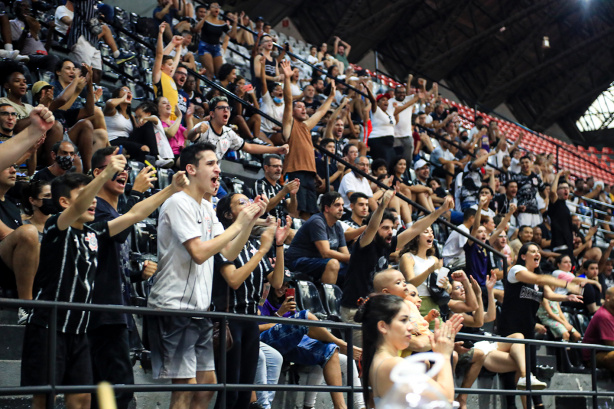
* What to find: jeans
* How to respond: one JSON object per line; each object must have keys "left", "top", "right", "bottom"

{"left": 255, "top": 342, "right": 283, "bottom": 409}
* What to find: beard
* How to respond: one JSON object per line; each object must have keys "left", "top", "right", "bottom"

{"left": 375, "top": 232, "right": 392, "bottom": 249}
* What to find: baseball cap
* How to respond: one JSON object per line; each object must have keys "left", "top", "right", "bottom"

{"left": 414, "top": 159, "right": 428, "bottom": 170}
{"left": 32, "top": 81, "right": 52, "bottom": 95}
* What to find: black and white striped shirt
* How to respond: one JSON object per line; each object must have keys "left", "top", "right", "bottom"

{"left": 29, "top": 214, "right": 110, "bottom": 334}
{"left": 213, "top": 238, "right": 273, "bottom": 315}
{"left": 67, "top": 0, "right": 99, "bottom": 48}
{"left": 254, "top": 177, "right": 288, "bottom": 220}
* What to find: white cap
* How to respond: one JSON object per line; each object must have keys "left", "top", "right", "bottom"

{"left": 414, "top": 159, "right": 428, "bottom": 170}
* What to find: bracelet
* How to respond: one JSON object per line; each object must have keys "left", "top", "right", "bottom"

{"left": 276, "top": 243, "right": 284, "bottom": 247}
{"left": 274, "top": 312, "right": 281, "bottom": 317}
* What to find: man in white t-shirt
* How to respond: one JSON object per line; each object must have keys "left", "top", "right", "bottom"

{"left": 192, "top": 96, "right": 288, "bottom": 160}
{"left": 338, "top": 156, "right": 375, "bottom": 210}
{"left": 147, "top": 143, "right": 266, "bottom": 409}
{"left": 386, "top": 76, "right": 423, "bottom": 167}
{"left": 443, "top": 208, "right": 476, "bottom": 267}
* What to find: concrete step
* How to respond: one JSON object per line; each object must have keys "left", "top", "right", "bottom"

{"left": 0, "top": 309, "right": 17, "bottom": 326}
{"left": 0, "top": 325, "right": 23, "bottom": 360}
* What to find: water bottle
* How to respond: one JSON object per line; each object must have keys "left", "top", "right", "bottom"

{"left": 378, "top": 352, "right": 452, "bottom": 409}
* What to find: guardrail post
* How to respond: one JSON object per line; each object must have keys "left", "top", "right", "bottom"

{"left": 325, "top": 157, "right": 330, "bottom": 192}
{"left": 526, "top": 343, "right": 532, "bottom": 409}
{"left": 346, "top": 326, "right": 354, "bottom": 409}
{"left": 219, "top": 316, "right": 228, "bottom": 409}
{"left": 556, "top": 145, "right": 559, "bottom": 171}
{"left": 46, "top": 305, "right": 57, "bottom": 409}
{"left": 591, "top": 349, "right": 598, "bottom": 409}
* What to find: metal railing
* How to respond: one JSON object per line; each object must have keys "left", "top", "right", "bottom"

{"left": 1, "top": 298, "right": 614, "bottom": 409}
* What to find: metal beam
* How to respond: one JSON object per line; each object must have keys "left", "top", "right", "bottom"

{"left": 538, "top": 78, "right": 613, "bottom": 123}
{"left": 414, "top": 0, "right": 475, "bottom": 71}
{"left": 479, "top": 0, "right": 578, "bottom": 103}
{"left": 421, "top": 0, "right": 555, "bottom": 70}
{"left": 482, "top": 26, "right": 614, "bottom": 98}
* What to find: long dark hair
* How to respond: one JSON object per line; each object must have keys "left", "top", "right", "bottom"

{"left": 399, "top": 225, "right": 435, "bottom": 258}
{"left": 111, "top": 86, "right": 134, "bottom": 126}
{"left": 216, "top": 193, "right": 239, "bottom": 228}
{"left": 21, "top": 180, "right": 51, "bottom": 216}
{"left": 388, "top": 156, "right": 406, "bottom": 179}
{"left": 515, "top": 242, "right": 542, "bottom": 274}
{"left": 354, "top": 293, "right": 405, "bottom": 405}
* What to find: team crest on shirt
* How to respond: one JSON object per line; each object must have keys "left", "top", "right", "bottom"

{"left": 85, "top": 232, "right": 98, "bottom": 251}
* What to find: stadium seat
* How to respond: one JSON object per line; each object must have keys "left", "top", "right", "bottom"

{"left": 319, "top": 283, "right": 343, "bottom": 320}
{"left": 294, "top": 280, "right": 328, "bottom": 320}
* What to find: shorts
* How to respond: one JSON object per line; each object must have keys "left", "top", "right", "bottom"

{"left": 198, "top": 41, "right": 222, "bottom": 58}
{"left": 147, "top": 315, "right": 215, "bottom": 379}
{"left": 69, "top": 35, "right": 102, "bottom": 70}
{"left": 286, "top": 171, "right": 318, "bottom": 214}
{"left": 0, "top": 252, "right": 17, "bottom": 297}
{"left": 288, "top": 257, "right": 348, "bottom": 281}
{"left": 516, "top": 212, "right": 542, "bottom": 228}
{"left": 432, "top": 166, "right": 449, "bottom": 179}
{"left": 457, "top": 348, "right": 475, "bottom": 367}
{"left": 259, "top": 310, "right": 338, "bottom": 368}
{"left": 21, "top": 324, "right": 92, "bottom": 386}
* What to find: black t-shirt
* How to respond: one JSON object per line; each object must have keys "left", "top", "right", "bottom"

{"left": 341, "top": 234, "right": 397, "bottom": 308}
{"left": 29, "top": 214, "right": 110, "bottom": 334}
{"left": 89, "top": 197, "right": 134, "bottom": 329}
{"left": 562, "top": 280, "right": 601, "bottom": 315}
{"left": 316, "top": 158, "right": 340, "bottom": 191}
{"left": 31, "top": 167, "right": 57, "bottom": 182}
{"left": 499, "top": 265, "right": 544, "bottom": 338}
{"left": 538, "top": 222, "right": 552, "bottom": 249}
{"left": 304, "top": 99, "right": 321, "bottom": 112}
{"left": 200, "top": 19, "right": 229, "bottom": 44}
{"left": 512, "top": 172, "right": 541, "bottom": 214}
{"left": 0, "top": 196, "right": 21, "bottom": 231}
{"left": 548, "top": 199, "right": 573, "bottom": 254}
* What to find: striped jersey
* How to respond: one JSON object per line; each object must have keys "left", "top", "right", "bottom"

{"left": 68, "top": 0, "right": 99, "bottom": 47}
{"left": 29, "top": 214, "right": 110, "bottom": 334}
{"left": 213, "top": 238, "right": 273, "bottom": 315}
{"left": 254, "top": 177, "right": 288, "bottom": 220}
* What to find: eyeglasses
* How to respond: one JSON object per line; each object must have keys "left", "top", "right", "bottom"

{"left": 0, "top": 112, "right": 17, "bottom": 117}
{"left": 215, "top": 106, "right": 231, "bottom": 112}
{"left": 238, "top": 198, "right": 253, "bottom": 206}
{"left": 453, "top": 285, "right": 463, "bottom": 290}
{"left": 96, "top": 163, "right": 132, "bottom": 171}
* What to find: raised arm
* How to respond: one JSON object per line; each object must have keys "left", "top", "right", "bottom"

{"left": 362, "top": 81, "right": 377, "bottom": 114}
{"left": 152, "top": 23, "right": 167, "bottom": 85}
{"left": 489, "top": 203, "right": 516, "bottom": 246}
{"left": 397, "top": 196, "right": 453, "bottom": 250}
{"left": 304, "top": 82, "right": 336, "bottom": 130}
{"left": 228, "top": 12, "right": 242, "bottom": 40}
{"left": 360, "top": 189, "right": 396, "bottom": 248}
{"left": 324, "top": 97, "right": 348, "bottom": 139}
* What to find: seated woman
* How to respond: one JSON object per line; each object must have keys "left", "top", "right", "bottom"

{"left": 356, "top": 293, "right": 460, "bottom": 408}
{"left": 229, "top": 75, "right": 272, "bottom": 145}
{"left": 104, "top": 86, "right": 164, "bottom": 164}
{"left": 388, "top": 156, "right": 436, "bottom": 213}
{"left": 156, "top": 97, "right": 199, "bottom": 158}
{"left": 259, "top": 280, "right": 362, "bottom": 409}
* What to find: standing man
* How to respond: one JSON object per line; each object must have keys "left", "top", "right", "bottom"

{"left": 387, "top": 76, "right": 423, "bottom": 166}
{"left": 147, "top": 143, "right": 266, "bottom": 409}
{"left": 548, "top": 170, "right": 575, "bottom": 260}
{"left": 66, "top": 0, "right": 104, "bottom": 83}
{"left": 513, "top": 155, "right": 543, "bottom": 227}
{"left": 280, "top": 60, "right": 336, "bottom": 220}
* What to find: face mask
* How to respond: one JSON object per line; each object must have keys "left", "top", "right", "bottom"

{"left": 273, "top": 96, "right": 283, "bottom": 104}
{"left": 38, "top": 198, "right": 57, "bottom": 216}
{"left": 56, "top": 155, "right": 73, "bottom": 171}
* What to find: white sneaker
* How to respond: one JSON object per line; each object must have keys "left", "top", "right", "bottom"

{"left": 517, "top": 374, "right": 547, "bottom": 390}
{"left": 155, "top": 157, "right": 174, "bottom": 169}
{"left": 15, "top": 55, "right": 30, "bottom": 63}
{"left": 17, "top": 307, "right": 30, "bottom": 325}
{"left": 0, "top": 50, "right": 18, "bottom": 59}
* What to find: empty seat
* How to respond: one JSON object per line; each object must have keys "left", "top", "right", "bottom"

{"left": 294, "top": 280, "right": 328, "bottom": 320}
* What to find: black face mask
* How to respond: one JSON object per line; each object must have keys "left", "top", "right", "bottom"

{"left": 38, "top": 198, "right": 57, "bottom": 216}
{"left": 56, "top": 155, "right": 73, "bottom": 171}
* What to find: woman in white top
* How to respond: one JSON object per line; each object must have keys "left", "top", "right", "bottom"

{"left": 399, "top": 225, "right": 447, "bottom": 325}
{"left": 103, "top": 86, "right": 159, "bottom": 162}
{"left": 363, "top": 82, "right": 396, "bottom": 165}
{"left": 357, "top": 294, "right": 460, "bottom": 408}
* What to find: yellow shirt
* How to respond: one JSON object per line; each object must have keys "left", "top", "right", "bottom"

{"left": 153, "top": 72, "right": 178, "bottom": 121}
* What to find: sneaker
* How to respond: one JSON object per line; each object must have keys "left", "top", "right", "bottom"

{"left": 155, "top": 156, "right": 174, "bottom": 169}
{"left": 17, "top": 307, "right": 30, "bottom": 325}
{"left": 15, "top": 55, "right": 29, "bottom": 63}
{"left": 517, "top": 374, "right": 547, "bottom": 390}
{"left": 115, "top": 51, "right": 135, "bottom": 65}
{"left": 0, "top": 49, "right": 18, "bottom": 59}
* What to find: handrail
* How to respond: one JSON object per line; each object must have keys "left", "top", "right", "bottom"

{"left": 2, "top": 297, "right": 614, "bottom": 409}
{"left": 572, "top": 193, "right": 614, "bottom": 211}
{"left": 371, "top": 66, "right": 614, "bottom": 179}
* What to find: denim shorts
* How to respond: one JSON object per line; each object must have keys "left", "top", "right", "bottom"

{"left": 260, "top": 310, "right": 338, "bottom": 368}
{"left": 198, "top": 41, "right": 222, "bottom": 57}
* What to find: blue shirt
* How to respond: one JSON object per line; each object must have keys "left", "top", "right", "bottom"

{"left": 285, "top": 213, "right": 346, "bottom": 263}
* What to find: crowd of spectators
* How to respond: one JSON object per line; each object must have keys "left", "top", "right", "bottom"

{"left": 0, "top": 1, "right": 614, "bottom": 409}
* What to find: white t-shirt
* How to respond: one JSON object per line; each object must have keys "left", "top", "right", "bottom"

{"left": 369, "top": 106, "right": 395, "bottom": 139}
{"left": 507, "top": 265, "right": 539, "bottom": 291}
{"left": 151, "top": 115, "right": 175, "bottom": 159}
{"left": 387, "top": 95, "right": 415, "bottom": 137}
{"left": 338, "top": 172, "right": 373, "bottom": 210}
{"left": 510, "top": 157, "right": 521, "bottom": 174}
{"left": 55, "top": 5, "right": 73, "bottom": 36}
{"left": 104, "top": 112, "right": 133, "bottom": 141}
{"left": 260, "top": 92, "right": 285, "bottom": 134}
{"left": 148, "top": 192, "right": 224, "bottom": 311}
{"left": 442, "top": 224, "right": 470, "bottom": 266}
{"left": 408, "top": 253, "right": 437, "bottom": 297}
{"left": 193, "top": 121, "right": 245, "bottom": 160}
{"left": 470, "top": 204, "right": 496, "bottom": 219}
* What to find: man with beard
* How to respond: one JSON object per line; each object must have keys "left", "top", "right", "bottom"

{"left": 192, "top": 96, "right": 288, "bottom": 160}
{"left": 285, "top": 192, "right": 349, "bottom": 285}
{"left": 548, "top": 170, "right": 575, "bottom": 261}
{"left": 387, "top": 78, "right": 423, "bottom": 166}
{"left": 173, "top": 64, "right": 190, "bottom": 124}
{"left": 340, "top": 192, "right": 454, "bottom": 347}
{"left": 32, "top": 141, "right": 77, "bottom": 182}
{"left": 512, "top": 155, "right": 542, "bottom": 227}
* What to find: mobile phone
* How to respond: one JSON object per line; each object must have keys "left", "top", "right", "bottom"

{"left": 285, "top": 288, "right": 295, "bottom": 298}
{"left": 462, "top": 340, "right": 474, "bottom": 349}
{"left": 244, "top": 83, "right": 254, "bottom": 93}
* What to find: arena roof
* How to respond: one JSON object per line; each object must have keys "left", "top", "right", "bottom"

{"left": 228, "top": 0, "right": 614, "bottom": 143}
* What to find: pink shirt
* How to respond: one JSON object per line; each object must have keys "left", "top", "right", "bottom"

{"left": 162, "top": 120, "right": 187, "bottom": 155}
